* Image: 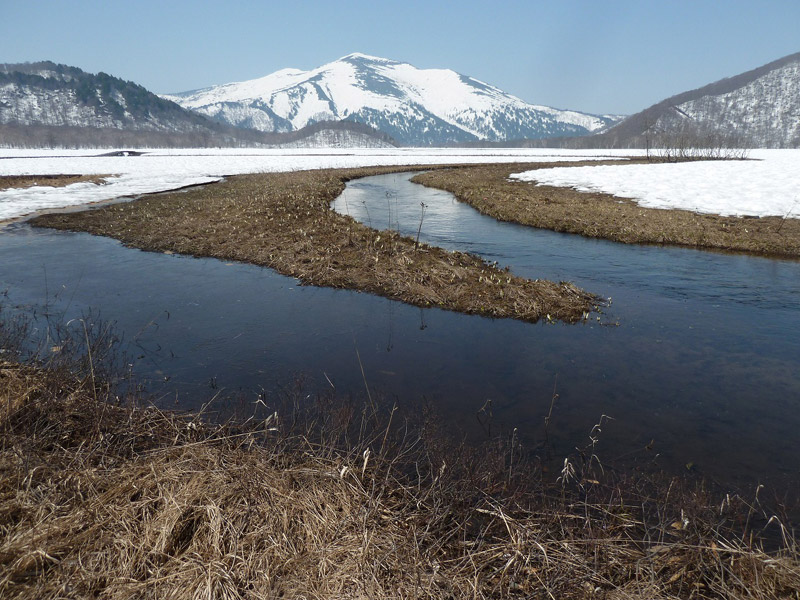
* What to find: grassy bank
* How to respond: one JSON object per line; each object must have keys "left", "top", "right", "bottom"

{"left": 2, "top": 359, "right": 799, "bottom": 599}
{"left": 413, "top": 164, "right": 800, "bottom": 259}
{"left": 30, "top": 166, "right": 598, "bottom": 324}
{"left": 0, "top": 174, "right": 110, "bottom": 191}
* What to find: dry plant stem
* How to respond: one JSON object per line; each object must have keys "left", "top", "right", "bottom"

{"left": 413, "top": 162, "right": 800, "bottom": 259}
{"left": 2, "top": 360, "right": 799, "bottom": 600}
{"left": 30, "top": 165, "right": 600, "bottom": 324}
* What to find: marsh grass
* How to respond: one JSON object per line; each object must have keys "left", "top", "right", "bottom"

{"left": 30, "top": 166, "right": 600, "bottom": 324}
{"left": 413, "top": 163, "right": 800, "bottom": 259}
{"left": 0, "top": 174, "right": 111, "bottom": 191}
{"left": 2, "top": 348, "right": 799, "bottom": 599}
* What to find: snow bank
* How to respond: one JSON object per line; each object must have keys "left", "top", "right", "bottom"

{"left": 0, "top": 148, "right": 639, "bottom": 222}
{"left": 511, "top": 150, "right": 800, "bottom": 218}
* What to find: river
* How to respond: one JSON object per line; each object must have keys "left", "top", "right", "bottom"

{"left": 2, "top": 172, "right": 799, "bottom": 491}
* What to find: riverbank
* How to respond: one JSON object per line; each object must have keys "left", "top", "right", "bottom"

{"left": 30, "top": 165, "right": 600, "bottom": 324}
{"left": 0, "top": 174, "right": 110, "bottom": 191}
{"left": 413, "top": 164, "right": 800, "bottom": 258}
{"left": 2, "top": 358, "right": 798, "bottom": 599}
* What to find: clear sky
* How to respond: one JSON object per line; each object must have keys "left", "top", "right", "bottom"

{"left": 2, "top": 0, "right": 798, "bottom": 115}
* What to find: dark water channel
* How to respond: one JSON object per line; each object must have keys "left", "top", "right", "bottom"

{"left": 2, "top": 172, "right": 799, "bottom": 492}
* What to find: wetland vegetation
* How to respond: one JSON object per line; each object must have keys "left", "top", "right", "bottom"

{"left": 30, "top": 165, "right": 601, "bottom": 324}
{"left": 0, "top": 174, "right": 110, "bottom": 191}
{"left": 2, "top": 352, "right": 799, "bottom": 599}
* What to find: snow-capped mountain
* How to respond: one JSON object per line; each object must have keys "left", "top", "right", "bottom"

{"left": 600, "top": 51, "right": 800, "bottom": 148}
{"left": 0, "top": 61, "right": 397, "bottom": 148}
{"left": 164, "top": 53, "right": 619, "bottom": 146}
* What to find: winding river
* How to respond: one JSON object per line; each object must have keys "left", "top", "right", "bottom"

{"left": 2, "top": 172, "right": 799, "bottom": 491}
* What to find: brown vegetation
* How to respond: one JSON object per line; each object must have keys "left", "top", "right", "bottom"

{"left": 0, "top": 174, "right": 110, "bottom": 191}
{"left": 2, "top": 359, "right": 799, "bottom": 599}
{"left": 30, "top": 166, "right": 599, "bottom": 324}
{"left": 413, "top": 163, "right": 800, "bottom": 258}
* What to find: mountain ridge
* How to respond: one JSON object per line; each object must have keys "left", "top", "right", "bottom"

{"left": 0, "top": 61, "right": 396, "bottom": 148}
{"left": 0, "top": 61, "right": 216, "bottom": 133}
{"left": 4, "top": 51, "right": 798, "bottom": 149}
{"left": 597, "top": 51, "right": 800, "bottom": 148}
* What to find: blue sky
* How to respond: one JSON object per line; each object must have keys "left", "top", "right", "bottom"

{"left": 2, "top": 0, "right": 798, "bottom": 115}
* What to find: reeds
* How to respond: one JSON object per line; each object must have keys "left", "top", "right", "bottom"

{"left": 2, "top": 358, "right": 799, "bottom": 599}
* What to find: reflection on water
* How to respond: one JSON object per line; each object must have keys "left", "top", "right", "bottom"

{"left": 1, "top": 172, "right": 799, "bottom": 492}
{"left": 335, "top": 174, "right": 800, "bottom": 488}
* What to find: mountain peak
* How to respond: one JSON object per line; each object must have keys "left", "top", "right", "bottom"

{"left": 338, "top": 52, "right": 396, "bottom": 64}
{"left": 165, "top": 54, "right": 619, "bottom": 145}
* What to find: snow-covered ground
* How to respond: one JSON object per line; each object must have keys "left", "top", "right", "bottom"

{"left": 0, "top": 148, "right": 638, "bottom": 222}
{"left": 511, "top": 150, "right": 800, "bottom": 218}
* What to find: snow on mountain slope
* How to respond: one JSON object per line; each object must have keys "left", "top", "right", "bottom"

{"left": 600, "top": 51, "right": 800, "bottom": 148}
{"left": 0, "top": 61, "right": 401, "bottom": 149}
{"left": 276, "top": 128, "right": 395, "bottom": 149}
{"left": 1, "top": 83, "right": 117, "bottom": 128}
{"left": 662, "top": 61, "right": 800, "bottom": 147}
{"left": 164, "top": 53, "right": 619, "bottom": 146}
{"left": 0, "top": 62, "right": 215, "bottom": 133}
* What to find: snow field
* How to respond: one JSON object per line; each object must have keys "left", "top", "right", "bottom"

{"left": 0, "top": 148, "right": 639, "bottom": 221}
{"left": 511, "top": 150, "right": 800, "bottom": 218}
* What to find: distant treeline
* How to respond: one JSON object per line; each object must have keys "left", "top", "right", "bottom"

{"left": 0, "top": 120, "right": 398, "bottom": 149}
{"left": 453, "top": 123, "right": 759, "bottom": 151}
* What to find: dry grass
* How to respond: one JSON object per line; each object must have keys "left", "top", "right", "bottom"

{"left": 413, "top": 163, "right": 800, "bottom": 259}
{"left": 2, "top": 359, "right": 799, "bottom": 599}
{"left": 30, "top": 166, "right": 599, "bottom": 324}
{"left": 0, "top": 174, "right": 111, "bottom": 191}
